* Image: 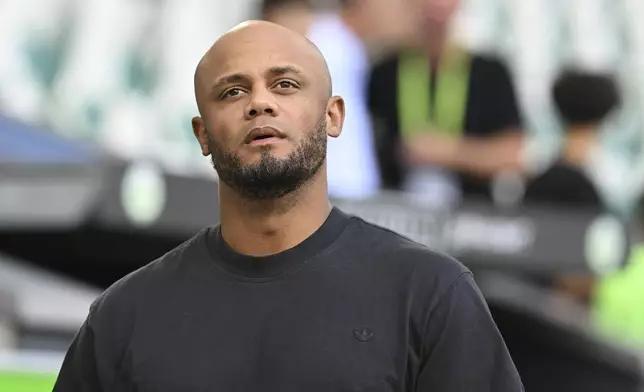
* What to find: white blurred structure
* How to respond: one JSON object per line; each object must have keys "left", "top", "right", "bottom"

{"left": 0, "top": 0, "right": 254, "bottom": 176}
{"left": 0, "top": 0, "right": 642, "bottom": 208}
{"left": 0, "top": 253, "right": 100, "bottom": 336}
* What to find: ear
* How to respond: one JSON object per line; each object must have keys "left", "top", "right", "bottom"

{"left": 326, "top": 96, "right": 345, "bottom": 138}
{"left": 192, "top": 116, "right": 211, "bottom": 156}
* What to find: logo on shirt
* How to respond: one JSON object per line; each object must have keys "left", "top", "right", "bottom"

{"left": 354, "top": 327, "right": 374, "bottom": 342}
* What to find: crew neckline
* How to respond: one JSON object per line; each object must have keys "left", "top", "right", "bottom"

{"left": 207, "top": 207, "right": 350, "bottom": 280}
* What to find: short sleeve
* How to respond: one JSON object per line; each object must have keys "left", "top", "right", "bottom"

{"left": 54, "top": 280, "right": 137, "bottom": 391}
{"left": 415, "top": 273, "right": 524, "bottom": 391}
{"left": 53, "top": 308, "right": 104, "bottom": 391}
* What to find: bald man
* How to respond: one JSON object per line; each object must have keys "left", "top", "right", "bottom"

{"left": 53, "top": 22, "right": 523, "bottom": 392}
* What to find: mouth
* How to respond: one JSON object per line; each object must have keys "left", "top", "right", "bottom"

{"left": 244, "top": 127, "right": 287, "bottom": 145}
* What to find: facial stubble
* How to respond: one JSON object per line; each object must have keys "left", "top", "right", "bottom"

{"left": 209, "top": 115, "right": 328, "bottom": 200}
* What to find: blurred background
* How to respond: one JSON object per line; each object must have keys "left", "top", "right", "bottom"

{"left": 1, "top": 0, "right": 644, "bottom": 390}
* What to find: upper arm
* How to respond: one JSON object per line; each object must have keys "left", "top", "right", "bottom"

{"left": 416, "top": 273, "right": 523, "bottom": 391}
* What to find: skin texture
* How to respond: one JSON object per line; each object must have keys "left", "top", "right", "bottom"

{"left": 192, "top": 21, "right": 345, "bottom": 256}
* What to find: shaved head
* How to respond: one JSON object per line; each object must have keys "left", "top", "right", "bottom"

{"left": 195, "top": 21, "right": 332, "bottom": 111}
{"left": 191, "top": 20, "right": 345, "bottom": 201}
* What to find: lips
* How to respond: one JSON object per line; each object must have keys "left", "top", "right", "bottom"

{"left": 244, "top": 127, "right": 286, "bottom": 144}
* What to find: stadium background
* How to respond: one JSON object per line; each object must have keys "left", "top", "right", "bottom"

{"left": 1, "top": 0, "right": 644, "bottom": 390}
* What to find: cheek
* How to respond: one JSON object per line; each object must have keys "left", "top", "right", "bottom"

{"left": 204, "top": 114, "right": 234, "bottom": 142}
{"left": 280, "top": 100, "right": 315, "bottom": 131}
{"left": 203, "top": 128, "right": 230, "bottom": 155}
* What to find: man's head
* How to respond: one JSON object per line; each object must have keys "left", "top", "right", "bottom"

{"left": 260, "top": 0, "right": 313, "bottom": 36}
{"left": 420, "top": 0, "right": 460, "bottom": 27}
{"left": 192, "top": 21, "right": 345, "bottom": 201}
{"left": 389, "top": 0, "right": 459, "bottom": 51}
{"left": 553, "top": 70, "right": 621, "bottom": 128}
{"left": 339, "top": 0, "right": 418, "bottom": 45}
{"left": 404, "top": 0, "right": 459, "bottom": 41}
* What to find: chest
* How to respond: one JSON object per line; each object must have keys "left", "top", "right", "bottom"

{"left": 127, "top": 282, "right": 416, "bottom": 392}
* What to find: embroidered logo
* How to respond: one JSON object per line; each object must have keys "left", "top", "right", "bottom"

{"left": 354, "top": 327, "right": 375, "bottom": 342}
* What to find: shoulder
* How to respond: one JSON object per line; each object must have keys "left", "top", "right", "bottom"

{"left": 367, "top": 54, "right": 400, "bottom": 110}
{"left": 469, "top": 54, "right": 514, "bottom": 83}
{"left": 346, "top": 213, "right": 470, "bottom": 293}
{"left": 369, "top": 54, "right": 399, "bottom": 85}
{"left": 371, "top": 53, "right": 400, "bottom": 73}
{"left": 89, "top": 229, "right": 209, "bottom": 322}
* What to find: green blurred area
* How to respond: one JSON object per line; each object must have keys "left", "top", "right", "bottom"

{"left": 594, "top": 243, "right": 644, "bottom": 344}
{"left": 0, "top": 371, "right": 57, "bottom": 392}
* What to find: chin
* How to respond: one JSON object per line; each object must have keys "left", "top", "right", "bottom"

{"left": 241, "top": 151, "right": 288, "bottom": 166}
{"left": 256, "top": 144, "right": 294, "bottom": 157}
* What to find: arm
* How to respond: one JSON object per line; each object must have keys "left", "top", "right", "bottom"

{"left": 416, "top": 273, "right": 523, "bottom": 391}
{"left": 406, "top": 56, "right": 525, "bottom": 179}
{"left": 405, "top": 131, "right": 524, "bottom": 179}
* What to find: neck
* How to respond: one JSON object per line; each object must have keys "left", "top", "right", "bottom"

{"left": 424, "top": 26, "right": 448, "bottom": 60}
{"left": 563, "top": 124, "right": 596, "bottom": 167}
{"left": 217, "top": 169, "right": 332, "bottom": 257}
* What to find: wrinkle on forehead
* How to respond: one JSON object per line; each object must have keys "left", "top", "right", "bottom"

{"left": 194, "top": 20, "right": 332, "bottom": 109}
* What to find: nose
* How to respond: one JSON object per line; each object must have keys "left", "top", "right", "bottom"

{"left": 245, "top": 88, "right": 278, "bottom": 119}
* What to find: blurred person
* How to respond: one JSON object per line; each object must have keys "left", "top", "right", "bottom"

{"left": 54, "top": 21, "right": 522, "bottom": 391}
{"left": 368, "top": 0, "right": 523, "bottom": 203}
{"left": 525, "top": 70, "right": 622, "bottom": 305}
{"left": 259, "top": 0, "right": 313, "bottom": 36}
{"left": 262, "top": 0, "right": 416, "bottom": 199}
{"left": 594, "top": 208, "right": 644, "bottom": 345}
{"left": 523, "top": 70, "right": 621, "bottom": 209}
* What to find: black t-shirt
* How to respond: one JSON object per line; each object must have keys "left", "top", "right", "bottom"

{"left": 368, "top": 53, "right": 522, "bottom": 195}
{"left": 54, "top": 208, "right": 523, "bottom": 392}
{"left": 523, "top": 163, "right": 603, "bottom": 208}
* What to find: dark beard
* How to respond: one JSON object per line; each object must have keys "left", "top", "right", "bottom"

{"left": 209, "top": 116, "right": 327, "bottom": 200}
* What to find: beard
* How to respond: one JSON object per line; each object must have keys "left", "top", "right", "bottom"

{"left": 209, "top": 115, "right": 327, "bottom": 200}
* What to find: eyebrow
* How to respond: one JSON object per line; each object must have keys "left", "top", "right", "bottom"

{"left": 210, "top": 65, "right": 304, "bottom": 95}
{"left": 211, "top": 73, "right": 250, "bottom": 95}
{"left": 267, "top": 65, "right": 302, "bottom": 77}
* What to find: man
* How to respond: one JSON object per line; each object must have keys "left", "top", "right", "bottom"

{"left": 261, "top": 0, "right": 415, "bottom": 199}
{"left": 53, "top": 21, "right": 522, "bottom": 391}
{"left": 525, "top": 70, "right": 619, "bottom": 306}
{"left": 368, "top": 0, "right": 523, "bottom": 203}
{"left": 258, "top": 0, "right": 313, "bottom": 36}
{"left": 524, "top": 70, "right": 621, "bottom": 208}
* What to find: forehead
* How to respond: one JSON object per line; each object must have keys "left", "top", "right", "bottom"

{"left": 207, "top": 32, "right": 320, "bottom": 80}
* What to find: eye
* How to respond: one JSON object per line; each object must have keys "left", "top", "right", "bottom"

{"left": 276, "top": 80, "right": 297, "bottom": 89}
{"left": 222, "top": 88, "right": 244, "bottom": 99}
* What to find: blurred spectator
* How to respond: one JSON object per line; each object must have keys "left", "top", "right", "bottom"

{"left": 367, "top": 0, "right": 523, "bottom": 205}
{"left": 259, "top": 0, "right": 313, "bottom": 36}
{"left": 529, "top": 70, "right": 623, "bottom": 309}
{"left": 594, "top": 204, "right": 644, "bottom": 344}
{"left": 262, "top": 0, "right": 416, "bottom": 199}
{"left": 523, "top": 70, "right": 621, "bottom": 208}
